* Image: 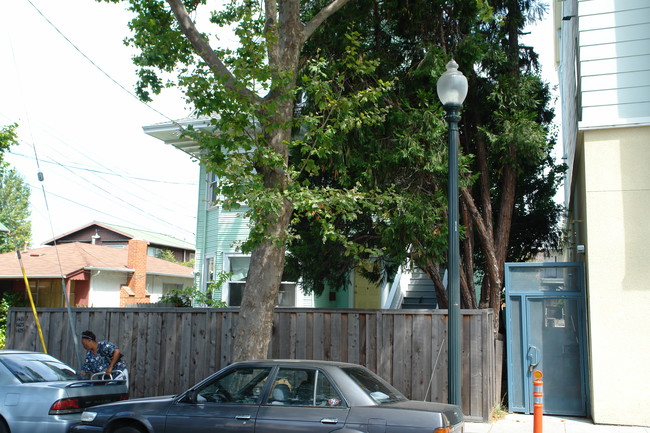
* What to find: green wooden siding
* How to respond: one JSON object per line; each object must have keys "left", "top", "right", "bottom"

{"left": 195, "top": 166, "right": 251, "bottom": 302}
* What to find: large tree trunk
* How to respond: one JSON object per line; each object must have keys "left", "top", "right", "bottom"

{"left": 461, "top": 187, "right": 502, "bottom": 332}
{"left": 233, "top": 196, "right": 293, "bottom": 361}
{"left": 220, "top": 0, "right": 350, "bottom": 361}
{"left": 233, "top": 94, "right": 295, "bottom": 360}
{"left": 423, "top": 261, "right": 448, "bottom": 309}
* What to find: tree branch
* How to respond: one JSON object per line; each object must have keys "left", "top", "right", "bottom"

{"left": 166, "top": 0, "right": 261, "bottom": 104}
{"left": 264, "top": 0, "right": 280, "bottom": 67}
{"left": 303, "top": 0, "right": 353, "bottom": 42}
{"left": 461, "top": 187, "right": 501, "bottom": 314}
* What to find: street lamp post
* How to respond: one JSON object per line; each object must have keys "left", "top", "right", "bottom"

{"left": 436, "top": 59, "right": 468, "bottom": 408}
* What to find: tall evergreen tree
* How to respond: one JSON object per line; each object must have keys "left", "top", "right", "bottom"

{"left": 289, "top": 0, "right": 564, "bottom": 331}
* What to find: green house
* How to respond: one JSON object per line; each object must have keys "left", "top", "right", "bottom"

{"left": 144, "top": 119, "right": 436, "bottom": 309}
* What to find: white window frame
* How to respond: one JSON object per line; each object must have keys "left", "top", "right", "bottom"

{"left": 204, "top": 254, "right": 215, "bottom": 294}
{"left": 206, "top": 171, "right": 219, "bottom": 209}
{"left": 223, "top": 253, "right": 298, "bottom": 307}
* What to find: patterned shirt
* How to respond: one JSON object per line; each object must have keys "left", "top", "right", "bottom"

{"left": 81, "top": 340, "right": 127, "bottom": 375}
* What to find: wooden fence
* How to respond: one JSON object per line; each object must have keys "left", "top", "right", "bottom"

{"left": 6, "top": 307, "right": 501, "bottom": 421}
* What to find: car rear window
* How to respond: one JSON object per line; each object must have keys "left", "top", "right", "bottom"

{"left": 0, "top": 353, "right": 79, "bottom": 383}
{"left": 342, "top": 367, "right": 406, "bottom": 404}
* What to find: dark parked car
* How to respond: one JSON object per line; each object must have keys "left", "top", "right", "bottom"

{"left": 71, "top": 359, "right": 463, "bottom": 433}
{"left": 0, "top": 350, "right": 128, "bottom": 433}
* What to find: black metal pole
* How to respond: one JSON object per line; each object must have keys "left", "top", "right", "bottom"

{"left": 445, "top": 104, "right": 462, "bottom": 407}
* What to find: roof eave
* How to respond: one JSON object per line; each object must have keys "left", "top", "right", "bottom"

{"left": 84, "top": 267, "right": 135, "bottom": 273}
{"left": 143, "top": 118, "right": 211, "bottom": 157}
{"left": 146, "top": 272, "right": 195, "bottom": 278}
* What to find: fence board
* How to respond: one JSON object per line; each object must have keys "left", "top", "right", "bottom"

{"left": 161, "top": 312, "right": 177, "bottom": 395}
{"left": 6, "top": 307, "right": 499, "bottom": 421}
{"left": 312, "top": 312, "right": 324, "bottom": 360}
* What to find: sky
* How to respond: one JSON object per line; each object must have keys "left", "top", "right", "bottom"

{"left": 1, "top": 0, "right": 559, "bottom": 248}
{"left": 1, "top": 0, "right": 198, "bottom": 246}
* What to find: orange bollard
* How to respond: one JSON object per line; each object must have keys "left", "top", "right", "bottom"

{"left": 533, "top": 370, "right": 543, "bottom": 433}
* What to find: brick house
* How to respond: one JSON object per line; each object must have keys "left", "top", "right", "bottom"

{"left": 0, "top": 239, "right": 193, "bottom": 307}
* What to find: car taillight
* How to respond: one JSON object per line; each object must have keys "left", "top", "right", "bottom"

{"left": 434, "top": 426, "right": 451, "bottom": 433}
{"left": 49, "top": 398, "right": 82, "bottom": 415}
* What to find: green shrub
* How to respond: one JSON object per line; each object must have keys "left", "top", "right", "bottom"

{"left": 0, "top": 291, "right": 26, "bottom": 348}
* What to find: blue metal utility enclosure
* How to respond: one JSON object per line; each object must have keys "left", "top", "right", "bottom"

{"left": 504, "top": 262, "right": 589, "bottom": 416}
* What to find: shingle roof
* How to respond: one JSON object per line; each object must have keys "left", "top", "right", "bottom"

{"left": 42, "top": 221, "right": 195, "bottom": 251}
{"left": 0, "top": 243, "right": 194, "bottom": 279}
{"left": 96, "top": 222, "right": 195, "bottom": 250}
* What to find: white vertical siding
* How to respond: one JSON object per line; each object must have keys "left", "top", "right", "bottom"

{"left": 90, "top": 271, "right": 127, "bottom": 307}
{"left": 578, "top": 0, "right": 650, "bottom": 128}
{"left": 558, "top": 0, "right": 580, "bottom": 198}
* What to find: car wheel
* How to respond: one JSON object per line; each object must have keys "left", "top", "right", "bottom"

{"left": 0, "top": 420, "right": 8, "bottom": 433}
{"left": 114, "top": 426, "right": 144, "bottom": 433}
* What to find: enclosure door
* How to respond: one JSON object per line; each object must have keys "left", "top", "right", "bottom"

{"left": 505, "top": 263, "right": 588, "bottom": 417}
{"left": 525, "top": 297, "right": 587, "bottom": 415}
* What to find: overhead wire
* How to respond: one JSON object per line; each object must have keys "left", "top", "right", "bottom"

{"left": 23, "top": 0, "right": 187, "bottom": 128}
{"left": 49, "top": 156, "right": 196, "bottom": 236}
{"left": 6, "top": 0, "right": 194, "bottom": 364}
{"left": 8, "top": 150, "right": 196, "bottom": 185}
{"left": 3, "top": 1, "right": 75, "bottom": 360}
{"left": 7, "top": 0, "right": 198, "bottom": 237}
{"left": 4, "top": 0, "right": 198, "bottom": 239}
{"left": 6, "top": 128, "right": 198, "bottom": 237}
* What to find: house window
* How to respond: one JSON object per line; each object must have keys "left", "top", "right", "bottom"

{"left": 223, "top": 255, "right": 297, "bottom": 307}
{"left": 204, "top": 256, "right": 215, "bottom": 292}
{"left": 163, "top": 283, "right": 184, "bottom": 294}
{"left": 30, "top": 279, "right": 72, "bottom": 308}
{"left": 207, "top": 172, "right": 218, "bottom": 207}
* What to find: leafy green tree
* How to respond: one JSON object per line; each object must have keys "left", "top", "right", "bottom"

{"left": 101, "top": 0, "right": 394, "bottom": 360}
{"left": 0, "top": 124, "right": 32, "bottom": 253}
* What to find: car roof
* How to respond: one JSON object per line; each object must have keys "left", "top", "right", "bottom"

{"left": 235, "top": 359, "right": 362, "bottom": 368}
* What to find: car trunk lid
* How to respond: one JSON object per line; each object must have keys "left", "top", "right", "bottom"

{"left": 44, "top": 379, "right": 129, "bottom": 414}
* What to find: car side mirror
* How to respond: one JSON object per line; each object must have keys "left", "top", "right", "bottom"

{"left": 185, "top": 389, "right": 198, "bottom": 404}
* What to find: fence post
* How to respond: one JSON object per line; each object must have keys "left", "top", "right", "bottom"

{"left": 533, "top": 370, "right": 543, "bottom": 433}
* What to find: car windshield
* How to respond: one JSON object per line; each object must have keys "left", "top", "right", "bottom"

{"left": 0, "top": 353, "right": 79, "bottom": 383}
{"left": 342, "top": 367, "right": 406, "bottom": 404}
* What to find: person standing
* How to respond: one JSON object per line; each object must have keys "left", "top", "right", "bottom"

{"left": 79, "top": 330, "right": 127, "bottom": 379}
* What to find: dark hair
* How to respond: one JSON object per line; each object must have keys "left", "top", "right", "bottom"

{"left": 81, "top": 330, "right": 96, "bottom": 341}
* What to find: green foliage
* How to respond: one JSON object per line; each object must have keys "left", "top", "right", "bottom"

{"left": 0, "top": 291, "right": 26, "bottom": 349}
{"left": 157, "top": 249, "right": 195, "bottom": 268}
{"left": 99, "top": 0, "right": 563, "bottom": 312}
{"left": 160, "top": 286, "right": 200, "bottom": 307}
{"left": 0, "top": 124, "right": 17, "bottom": 161}
{"left": 159, "top": 285, "right": 227, "bottom": 308}
{"left": 159, "top": 271, "right": 231, "bottom": 307}
{"left": 286, "top": 0, "right": 564, "bottom": 301}
{"left": 157, "top": 249, "right": 176, "bottom": 262}
{"left": 0, "top": 124, "right": 32, "bottom": 253}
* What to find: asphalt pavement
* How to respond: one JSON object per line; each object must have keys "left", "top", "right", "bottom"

{"left": 465, "top": 414, "right": 650, "bottom": 433}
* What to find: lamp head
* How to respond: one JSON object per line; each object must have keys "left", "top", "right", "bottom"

{"left": 436, "top": 59, "right": 468, "bottom": 107}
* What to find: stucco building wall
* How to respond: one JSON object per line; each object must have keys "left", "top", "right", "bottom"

{"left": 581, "top": 126, "right": 650, "bottom": 426}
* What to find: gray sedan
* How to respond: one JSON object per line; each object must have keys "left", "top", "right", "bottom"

{"left": 0, "top": 350, "right": 128, "bottom": 433}
{"left": 71, "top": 359, "right": 463, "bottom": 433}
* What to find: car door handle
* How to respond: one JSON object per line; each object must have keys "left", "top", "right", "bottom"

{"left": 235, "top": 415, "right": 251, "bottom": 420}
{"left": 321, "top": 418, "right": 338, "bottom": 424}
